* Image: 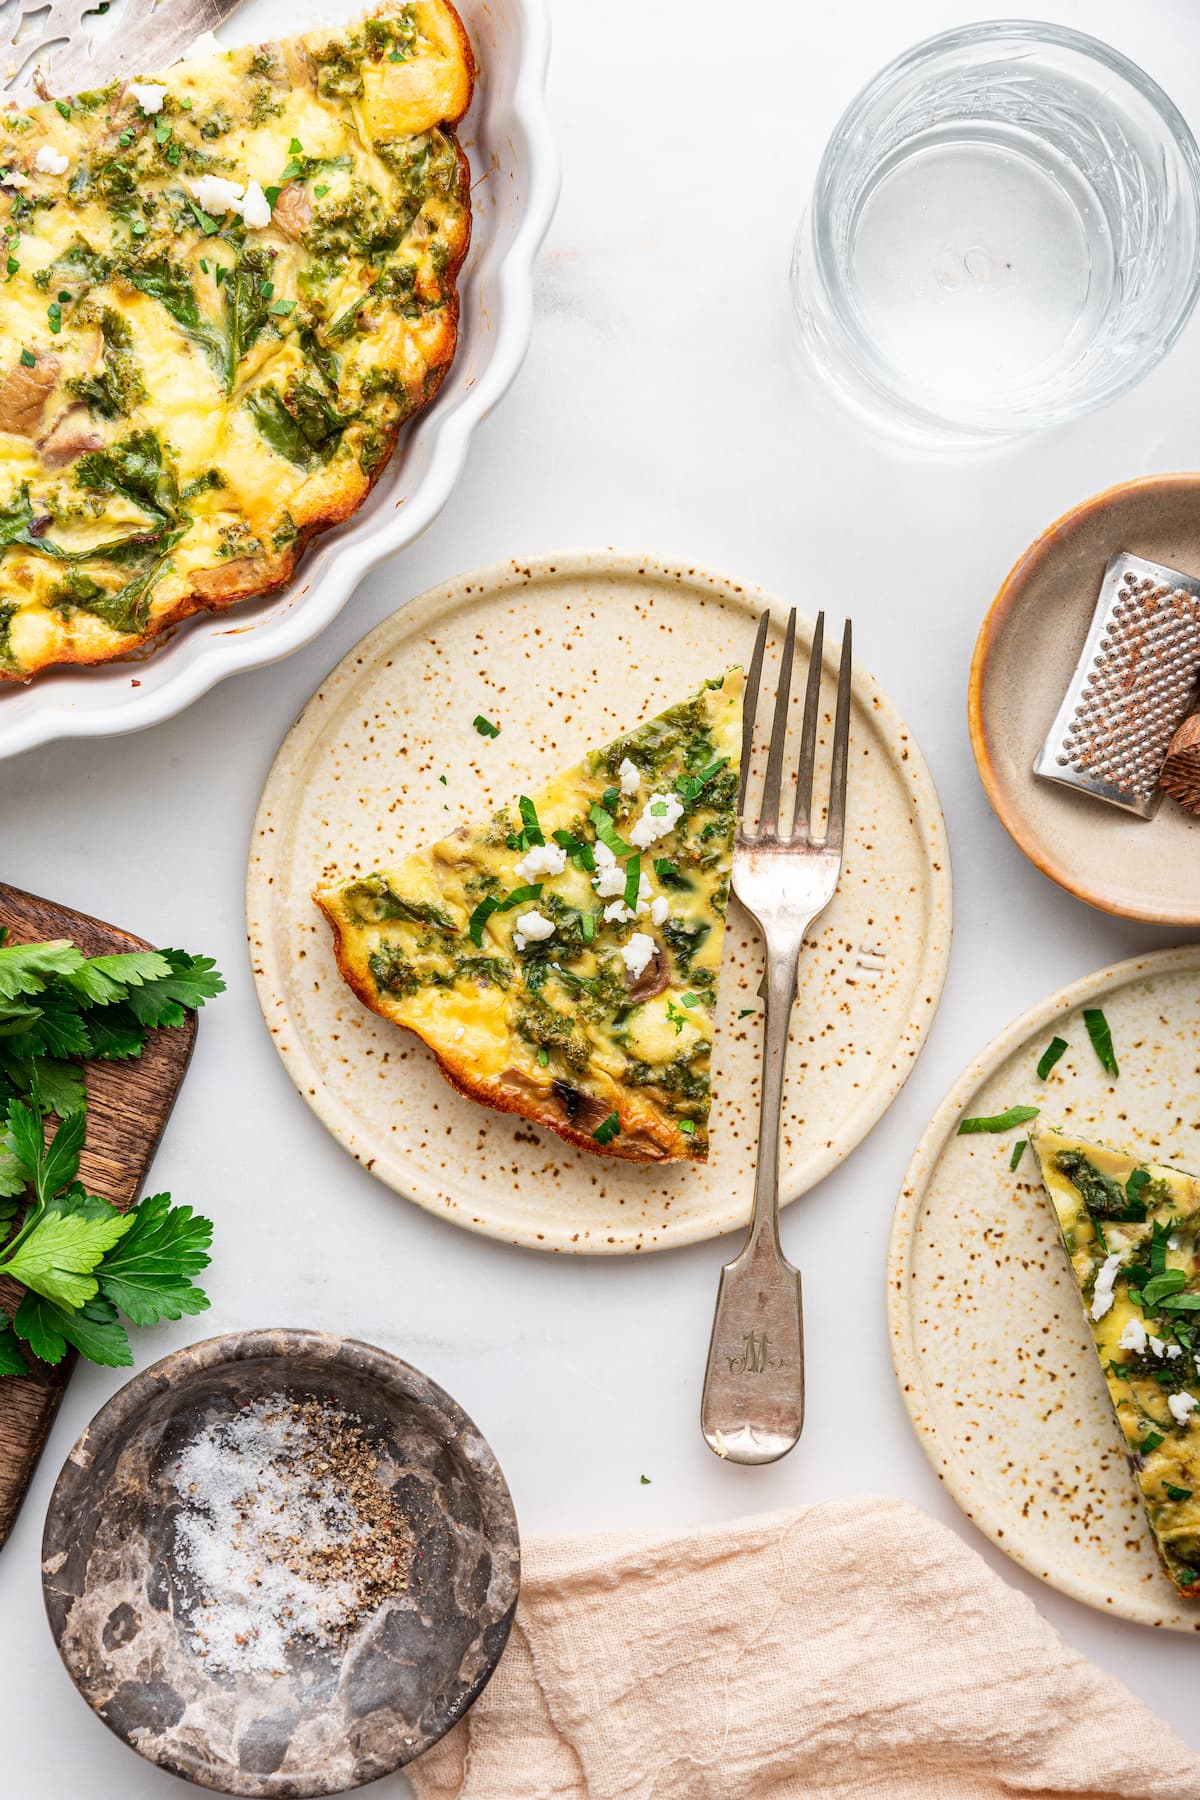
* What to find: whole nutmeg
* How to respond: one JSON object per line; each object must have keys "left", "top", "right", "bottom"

{"left": 1161, "top": 712, "right": 1200, "bottom": 816}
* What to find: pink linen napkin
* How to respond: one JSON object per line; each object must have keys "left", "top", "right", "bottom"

{"left": 409, "top": 1498, "right": 1200, "bottom": 1800}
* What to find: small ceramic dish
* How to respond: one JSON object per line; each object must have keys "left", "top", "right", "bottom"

{"left": 969, "top": 472, "right": 1200, "bottom": 925}
{"left": 41, "top": 1329, "right": 519, "bottom": 1797}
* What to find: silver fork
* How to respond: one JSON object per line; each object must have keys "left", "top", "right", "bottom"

{"left": 701, "top": 606, "right": 852, "bottom": 1466}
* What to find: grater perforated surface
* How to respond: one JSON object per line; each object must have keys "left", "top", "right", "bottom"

{"left": 1034, "top": 552, "right": 1200, "bottom": 817}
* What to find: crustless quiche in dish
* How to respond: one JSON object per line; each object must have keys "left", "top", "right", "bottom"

{"left": 0, "top": 0, "right": 472, "bottom": 681}
{"left": 316, "top": 674, "right": 744, "bottom": 1163}
{"left": 1035, "top": 1127, "right": 1200, "bottom": 1597}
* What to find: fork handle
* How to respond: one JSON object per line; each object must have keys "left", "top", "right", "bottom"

{"left": 700, "top": 946, "right": 805, "bottom": 1465}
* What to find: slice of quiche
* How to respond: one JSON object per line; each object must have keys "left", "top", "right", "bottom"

{"left": 0, "top": 1, "right": 472, "bottom": 681}
{"left": 1033, "top": 1127, "right": 1200, "bottom": 1595}
{"left": 315, "top": 674, "right": 744, "bottom": 1163}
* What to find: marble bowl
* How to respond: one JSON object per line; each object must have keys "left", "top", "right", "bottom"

{"left": 41, "top": 1329, "right": 520, "bottom": 1796}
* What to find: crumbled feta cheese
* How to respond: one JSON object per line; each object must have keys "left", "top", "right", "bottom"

{"left": 34, "top": 145, "right": 68, "bottom": 176}
{"left": 191, "top": 175, "right": 246, "bottom": 215}
{"left": 593, "top": 853, "right": 629, "bottom": 900}
{"left": 1168, "top": 1344, "right": 1184, "bottom": 1359}
{"left": 1150, "top": 1335, "right": 1167, "bottom": 1358}
{"left": 629, "top": 791, "right": 685, "bottom": 849}
{"left": 1119, "top": 1318, "right": 1147, "bottom": 1354}
{"left": 2, "top": 168, "right": 28, "bottom": 189}
{"left": 512, "top": 933, "right": 526, "bottom": 951}
{"left": 618, "top": 757, "right": 641, "bottom": 796}
{"left": 1091, "top": 1252, "right": 1123, "bottom": 1321}
{"left": 1169, "top": 1392, "right": 1198, "bottom": 1426}
{"left": 185, "top": 29, "right": 223, "bottom": 59}
{"left": 514, "top": 910, "right": 554, "bottom": 943}
{"left": 129, "top": 81, "right": 167, "bottom": 113}
{"left": 603, "top": 900, "right": 633, "bottom": 924}
{"left": 514, "top": 842, "right": 567, "bottom": 884}
{"left": 620, "top": 933, "right": 656, "bottom": 980}
{"left": 239, "top": 178, "right": 273, "bottom": 229}
{"left": 650, "top": 896, "right": 669, "bottom": 926}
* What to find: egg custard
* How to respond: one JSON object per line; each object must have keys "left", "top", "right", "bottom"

{"left": 1034, "top": 1127, "right": 1200, "bottom": 1596}
{"left": 316, "top": 674, "right": 745, "bottom": 1163}
{"left": 0, "top": 0, "right": 472, "bottom": 681}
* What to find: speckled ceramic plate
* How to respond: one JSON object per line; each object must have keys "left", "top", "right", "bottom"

{"left": 970, "top": 473, "right": 1200, "bottom": 925}
{"left": 889, "top": 945, "right": 1200, "bottom": 1629}
{"left": 42, "top": 1329, "right": 520, "bottom": 1795}
{"left": 248, "top": 552, "right": 952, "bottom": 1254}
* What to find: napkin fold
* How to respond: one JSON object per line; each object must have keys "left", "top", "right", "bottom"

{"left": 409, "top": 1499, "right": 1200, "bottom": 1800}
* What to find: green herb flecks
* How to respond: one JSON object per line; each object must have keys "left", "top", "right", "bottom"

{"left": 592, "top": 1112, "right": 619, "bottom": 1145}
{"left": 473, "top": 714, "right": 500, "bottom": 738}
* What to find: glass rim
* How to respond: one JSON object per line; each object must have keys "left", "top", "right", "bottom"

{"left": 806, "top": 18, "right": 1200, "bottom": 435}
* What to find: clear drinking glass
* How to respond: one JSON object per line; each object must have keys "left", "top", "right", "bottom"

{"left": 790, "top": 21, "right": 1200, "bottom": 440}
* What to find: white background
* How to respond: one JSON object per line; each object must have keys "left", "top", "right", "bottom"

{"left": 4, "top": 0, "right": 1200, "bottom": 1790}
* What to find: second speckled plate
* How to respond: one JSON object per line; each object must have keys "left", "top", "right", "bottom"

{"left": 889, "top": 945, "right": 1200, "bottom": 1628}
{"left": 248, "top": 552, "right": 951, "bottom": 1254}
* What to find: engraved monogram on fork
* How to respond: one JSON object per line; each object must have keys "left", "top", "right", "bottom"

{"left": 723, "top": 1330, "right": 785, "bottom": 1375}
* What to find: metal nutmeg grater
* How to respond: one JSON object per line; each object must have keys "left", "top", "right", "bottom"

{"left": 1034, "top": 551, "right": 1200, "bottom": 819}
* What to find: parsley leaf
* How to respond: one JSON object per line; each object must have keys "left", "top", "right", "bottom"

{"left": 622, "top": 853, "right": 641, "bottom": 913}
{"left": 0, "top": 1316, "right": 27, "bottom": 1377}
{"left": 468, "top": 884, "right": 543, "bottom": 947}
{"left": 1166, "top": 1483, "right": 1193, "bottom": 1502}
{"left": 1036, "top": 1036, "right": 1068, "bottom": 1080}
{"left": 675, "top": 756, "right": 728, "bottom": 809}
{"left": 12, "top": 1291, "right": 132, "bottom": 1368}
{"left": 518, "top": 795, "right": 544, "bottom": 846}
{"left": 473, "top": 714, "right": 500, "bottom": 738}
{"left": 120, "top": 950, "right": 226, "bottom": 1029}
{"left": 1010, "top": 1139, "right": 1028, "bottom": 1171}
{"left": 3, "top": 1195, "right": 132, "bottom": 1309}
{"left": 957, "top": 1105, "right": 1040, "bottom": 1135}
{"left": 590, "top": 803, "right": 633, "bottom": 859}
{"left": 1083, "top": 1007, "right": 1119, "bottom": 1077}
{"left": 95, "top": 1192, "right": 212, "bottom": 1325}
{"left": 592, "top": 1112, "right": 620, "bottom": 1145}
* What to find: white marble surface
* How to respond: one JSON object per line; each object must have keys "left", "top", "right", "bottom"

{"left": 4, "top": 0, "right": 1200, "bottom": 1789}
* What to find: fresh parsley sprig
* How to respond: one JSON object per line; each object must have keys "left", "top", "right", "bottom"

{"left": 0, "top": 931, "right": 223, "bottom": 1376}
{"left": 0, "top": 1093, "right": 213, "bottom": 1374}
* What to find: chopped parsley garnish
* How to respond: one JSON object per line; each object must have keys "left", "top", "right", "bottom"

{"left": 288, "top": 136, "right": 303, "bottom": 154}
{"left": 6, "top": 256, "right": 17, "bottom": 276}
{"left": 1141, "top": 1430, "right": 1165, "bottom": 1454}
{"left": 622, "top": 854, "right": 641, "bottom": 912}
{"left": 957, "top": 1105, "right": 1040, "bottom": 1135}
{"left": 1036, "top": 1036, "right": 1068, "bottom": 1080}
{"left": 47, "top": 302, "right": 62, "bottom": 334}
{"left": 639, "top": 1473, "right": 651, "bottom": 1484}
{"left": 679, "top": 1119, "right": 696, "bottom": 1135}
{"left": 270, "top": 298, "right": 296, "bottom": 317}
{"left": 1129, "top": 1168, "right": 1152, "bottom": 1210}
{"left": 1165, "top": 1484, "right": 1193, "bottom": 1502}
{"left": 601, "top": 785, "right": 620, "bottom": 814}
{"left": 518, "top": 795, "right": 543, "bottom": 846}
{"left": 738, "top": 1007, "right": 756, "bottom": 1018}
{"left": 438, "top": 774, "right": 447, "bottom": 785}
{"left": 314, "top": 183, "right": 329, "bottom": 198}
{"left": 55, "top": 100, "right": 71, "bottom": 120}
{"left": 467, "top": 883, "right": 542, "bottom": 947}
{"left": 473, "top": 714, "right": 500, "bottom": 738}
{"left": 1142, "top": 1271, "right": 1188, "bottom": 1307}
{"left": 19, "top": 348, "right": 34, "bottom": 368}
{"left": 552, "top": 828, "right": 595, "bottom": 873}
{"left": 1084, "top": 1007, "right": 1119, "bottom": 1077}
{"left": 1010, "top": 1139, "right": 1028, "bottom": 1171}
{"left": 188, "top": 199, "right": 222, "bottom": 237}
{"left": 665, "top": 999, "right": 689, "bottom": 1035}
{"left": 592, "top": 1112, "right": 619, "bottom": 1145}
{"left": 675, "top": 755, "right": 728, "bottom": 809}
{"left": 536, "top": 1048, "right": 549, "bottom": 1067}
{"left": 264, "top": 184, "right": 282, "bottom": 206}
{"left": 580, "top": 912, "right": 596, "bottom": 943}
{"left": 259, "top": 278, "right": 275, "bottom": 299}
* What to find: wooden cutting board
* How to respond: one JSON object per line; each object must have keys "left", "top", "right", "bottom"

{"left": 0, "top": 883, "right": 196, "bottom": 1549}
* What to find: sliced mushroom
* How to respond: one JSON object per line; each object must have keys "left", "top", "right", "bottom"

{"left": 272, "top": 181, "right": 313, "bottom": 240}
{"left": 0, "top": 351, "right": 59, "bottom": 437}
{"left": 497, "top": 1067, "right": 550, "bottom": 1104}
{"left": 550, "top": 1081, "right": 614, "bottom": 1134}
{"left": 625, "top": 942, "right": 670, "bottom": 1005}
{"left": 38, "top": 406, "right": 104, "bottom": 469}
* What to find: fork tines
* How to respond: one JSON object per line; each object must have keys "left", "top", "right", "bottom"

{"left": 739, "top": 608, "right": 852, "bottom": 847}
